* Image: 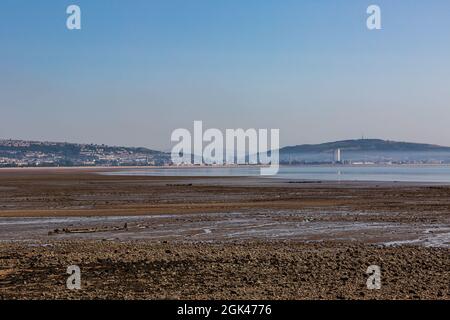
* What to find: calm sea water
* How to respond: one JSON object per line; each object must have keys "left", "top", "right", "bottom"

{"left": 106, "top": 165, "right": 450, "bottom": 183}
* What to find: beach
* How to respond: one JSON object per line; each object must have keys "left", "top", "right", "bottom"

{"left": 0, "top": 168, "right": 448, "bottom": 299}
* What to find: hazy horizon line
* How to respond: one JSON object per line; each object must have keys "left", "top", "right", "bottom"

{"left": 2, "top": 136, "right": 450, "bottom": 152}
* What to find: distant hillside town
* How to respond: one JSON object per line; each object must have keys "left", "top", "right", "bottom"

{"left": 0, "top": 139, "right": 170, "bottom": 167}
{"left": 2, "top": 138, "right": 450, "bottom": 168}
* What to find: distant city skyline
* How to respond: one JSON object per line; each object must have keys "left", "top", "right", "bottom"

{"left": 1, "top": 0, "right": 450, "bottom": 150}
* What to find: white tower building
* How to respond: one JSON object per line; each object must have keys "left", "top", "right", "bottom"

{"left": 334, "top": 148, "right": 341, "bottom": 163}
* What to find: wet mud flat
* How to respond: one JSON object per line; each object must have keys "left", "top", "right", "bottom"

{"left": 0, "top": 210, "right": 449, "bottom": 247}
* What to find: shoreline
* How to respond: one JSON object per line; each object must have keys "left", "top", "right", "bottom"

{"left": 2, "top": 166, "right": 450, "bottom": 185}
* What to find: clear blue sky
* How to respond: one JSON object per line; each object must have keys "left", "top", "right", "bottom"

{"left": 1, "top": 0, "right": 449, "bottom": 150}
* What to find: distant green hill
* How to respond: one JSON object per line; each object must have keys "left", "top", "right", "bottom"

{"left": 280, "top": 139, "right": 450, "bottom": 153}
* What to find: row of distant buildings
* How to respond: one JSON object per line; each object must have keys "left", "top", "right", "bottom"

{"left": 0, "top": 153, "right": 166, "bottom": 167}
{"left": 0, "top": 139, "right": 170, "bottom": 167}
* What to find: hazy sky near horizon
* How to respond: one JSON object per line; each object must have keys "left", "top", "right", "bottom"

{"left": 1, "top": 0, "right": 450, "bottom": 150}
